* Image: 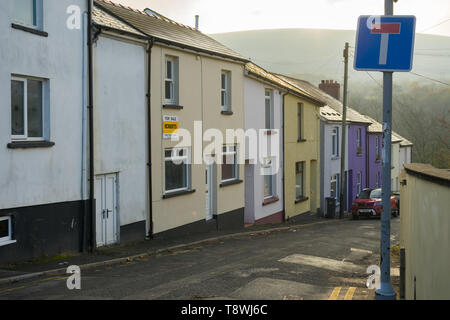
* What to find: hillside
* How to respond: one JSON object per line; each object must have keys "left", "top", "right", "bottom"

{"left": 210, "top": 28, "right": 450, "bottom": 86}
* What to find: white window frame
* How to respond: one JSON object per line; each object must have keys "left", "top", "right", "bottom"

{"left": 375, "top": 136, "right": 380, "bottom": 157}
{"left": 265, "top": 89, "right": 273, "bottom": 130}
{"left": 11, "top": 76, "right": 45, "bottom": 142}
{"left": 330, "top": 174, "right": 339, "bottom": 200}
{"left": 165, "top": 56, "right": 177, "bottom": 105}
{"left": 295, "top": 161, "right": 304, "bottom": 199}
{"left": 332, "top": 127, "right": 339, "bottom": 157}
{"left": 262, "top": 157, "right": 276, "bottom": 199}
{"left": 357, "top": 171, "right": 362, "bottom": 195}
{"left": 356, "top": 128, "right": 362, "bottom": 148}
{"left": 221, "top": 71, "right": 231, "bottom": 112}
{"left": 376, "top": 171, "right": 381, "bottom": 188}
{"left": 0, "top": 216, "right": 15, "bottom": 246}
{"left": 164, "top": 147, "right": 191, "bottom": 193}
{"left": 221, "top": 145, "right": 238, "bottom": 182}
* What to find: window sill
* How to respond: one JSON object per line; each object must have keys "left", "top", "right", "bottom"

{"left": 11, "top": 23, "right": 48, "bottom": 37}
{"left": 263, "top": 196, "right": 279, "bottom": 206}
{"left": 295, "top": 196, "right": 309, "bottom": 204}
{"left": 163, "top": 189, "right": 196, "bottom": 199}
{"left": 163, "top": 104, "right": 184, "bottom": 110}
{"left": 220, "top": 179, "right": 243, "bottom": 187}
{"left": 0, "top": 240, "right": 17, "bottom": 247}
{"left": 264, "top": 130, "right": 278, "bottom": 135}
{"left": 7, "top": 141, "right": 55, "bottom": 149}
{"left": 331, "top": 156, "right": 340, "bottom": 160}
{"left": 221, "top": 110, "right": 233, "bottom": 115}
{"left": 356, "top": 153, "right": 363, "bottom": 157}
{"left": 297, "top": 138, "right": 307, "bottom": 143}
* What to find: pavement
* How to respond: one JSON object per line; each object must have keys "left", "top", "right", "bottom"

{"left": 0, "top": 213, "right": 401, "bottom": 300}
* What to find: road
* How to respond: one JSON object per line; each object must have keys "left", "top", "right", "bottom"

{"left": 0, "top": 217, "right": 400, "bottom": 300}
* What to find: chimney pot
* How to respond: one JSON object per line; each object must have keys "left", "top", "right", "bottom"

{"left": 318, "top": 79, "right": 341, "bottom": 101}
{"left": 195, "top": 15, "right": 199, "bottom": 30}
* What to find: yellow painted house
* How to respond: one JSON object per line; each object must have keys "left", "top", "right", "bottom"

{"left": 277, "top": 76, "right": 326, "bottom": 219}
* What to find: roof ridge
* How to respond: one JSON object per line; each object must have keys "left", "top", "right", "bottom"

{"left": 94, "top": 0, "right": 200, "bottom": 32}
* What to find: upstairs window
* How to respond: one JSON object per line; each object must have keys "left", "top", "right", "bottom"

{"left": 332, "top": 127, "right": 339, "bottom": 157}
{"left": 297, "top": 103, "right": 304, "bottom": 141}
{"left": 13, "top": 0, "right": 37, "bottom": 27}
{"left": 265, "top": 89, "right": 273, "bottom": 129}
{"left": 11, "top": 76, "right": 47, "bottom": 141}
{"left": 356, "top": 128, "right": 362, "bottom": 154}
{"left": 221, "top": 71, "right": 231, "bottom": 112}
{"left": 165, "top": 56, "right": 178, "bottom": 105}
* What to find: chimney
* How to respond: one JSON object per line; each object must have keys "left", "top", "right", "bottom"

{"left": 319, "top": 80, "right": 341, "bottom": 101}
{"left": 195, "top": 15, "right": 199, "bottom": 30}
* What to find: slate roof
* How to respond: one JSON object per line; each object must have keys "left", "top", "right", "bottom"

{"left": 94, "top": 0, "right": 248, "bottom": 63}
{"left": 319, "top": 105, "right": 342, "bottom": 122}
{"left": 92, "top": 5, "right": 146, "bottom": 37}
{"left": 276, "top": 75, "right": 371, "bottom": 125}
{"left": 245, "top": 63, "right": 325, "bottom": 106}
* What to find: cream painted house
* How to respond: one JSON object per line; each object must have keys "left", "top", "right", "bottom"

{"left": 94, "top": 1, "right": 248, "bottom": 238}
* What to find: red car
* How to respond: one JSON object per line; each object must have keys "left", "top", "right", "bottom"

{"left": 352, "top": 188, "right": 399, "bottom": 220}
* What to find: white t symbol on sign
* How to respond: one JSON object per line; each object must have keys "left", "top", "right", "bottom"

{"left": 371, "top": 23, "right": 401, "bottom": 65}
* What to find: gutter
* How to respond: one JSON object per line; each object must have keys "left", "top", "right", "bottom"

{"left": 147, "top": 37, "right": 155, "bottom": 238}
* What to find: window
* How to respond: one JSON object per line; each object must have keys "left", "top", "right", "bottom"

{"left": 165, "top": 56, "right": 178, "bottom": 105}
{"left": 11, "top": 77, "right": 46, "bottom": 141}
{"left": 376, "top": 171, "right": 381, "bottom": 188}
{"left": 13, "top": 0, "right": 37, "bottom": 27}
{"left": 222, "top": 145, "right": 238, "bottom": 182}
{"left": 330, "top": 174, "right": 340, "bottom": 199}
{"left": 356, "top": 128, "right": 362, "bottom": 154}
{"left": 0, "top": 216, "right": 14, "bottom": 246}
{"left": 297, "top": 103, "right": 303, "bottom": 140}
{"left": 165, "top": 148, "right": 190, "bottom": 193}
{"left": 262, "top": 158, "right": 275, "bottom": 199}
{"left": 332, "top": 127, "right": 339, "bottom": 157}
{"left": 221, "top": 71, "right": 231, "bottom": 112}
{"left": 375, "top": 135, "right": 381, "bottom": 159}
{"left": 295, "top": 162, "right": 304, "bottom": 199}
{"left": 357, "top": 171, "right": 362, "bottom": 196}
{"left": 265, "top": 89, "right": 273, "bottom": 129}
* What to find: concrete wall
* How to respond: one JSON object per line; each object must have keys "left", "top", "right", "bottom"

{"left": 150, "top": 45, "right": 245, "bottom": 234}
{"left": 244, "top": 77, "right": 284, "bottom": 223}
{"left": 93, "top": 34, "right": 148, "bottom": 236}
{"left": 399, "top": 170, "right": 450, "bottom": 299}
{"left": 284, "top": 94, "right": 320, "bottom": 219}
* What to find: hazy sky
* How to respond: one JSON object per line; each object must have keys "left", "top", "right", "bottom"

{"left": 112, "top": 0, "right": 450, "bottom": 36}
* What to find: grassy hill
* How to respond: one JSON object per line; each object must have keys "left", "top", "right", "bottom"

{"left": 210, "top": 28, "right": 450, "bottom": 86}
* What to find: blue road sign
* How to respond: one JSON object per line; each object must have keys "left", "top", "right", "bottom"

{"left": 354, "top": 15, "right": 416, "bottom": 72}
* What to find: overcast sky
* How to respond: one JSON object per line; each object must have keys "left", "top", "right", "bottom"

{"left": 112, "top": 0, "right": 450, "bottom": 36}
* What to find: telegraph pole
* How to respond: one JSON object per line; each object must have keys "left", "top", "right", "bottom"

{"left": 339, "top": 42, "right": 349, "bottom": 219}
{"left": 376, "top": 0, "right": 397, "bottom": 300}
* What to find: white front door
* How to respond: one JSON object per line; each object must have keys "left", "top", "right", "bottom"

{"left": 95, "top": 174, "right": 119, "bottom": 247}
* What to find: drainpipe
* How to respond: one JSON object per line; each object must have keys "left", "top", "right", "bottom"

{"left": 87, "top": 0, "right": 95, "bottom": 252}
{"left": 366, "top": 132, "right": 370, "bottom": 188}
{"left": 147, "top": 38, "right": 155, "bottom": 238}
{"left": 80, "top": 9, "right": 88, "bottom": 253}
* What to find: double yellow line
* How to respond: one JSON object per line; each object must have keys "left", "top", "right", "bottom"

{"left": 328, "top": 287, "right": 356, "bottom": 300}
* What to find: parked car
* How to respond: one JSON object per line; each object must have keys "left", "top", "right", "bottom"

{"left": 352, "top": 188, "right": 399, "bottom": 220}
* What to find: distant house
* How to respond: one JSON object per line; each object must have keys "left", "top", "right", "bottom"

{"left": 243, "top": 63, "right": 286, "bottom": 225}
{"left": 361, "top": 115, "right": 383, "bottom": 189}
{"left": 275, "top": 75, "right": 325, "bottom": 220}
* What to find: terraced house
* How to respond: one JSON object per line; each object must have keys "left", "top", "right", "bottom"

{"left": 275, "top": 75, "right": 325, "bottom": 220}
{"left": 93, "top": 0, "right": 248, "bottom": 242}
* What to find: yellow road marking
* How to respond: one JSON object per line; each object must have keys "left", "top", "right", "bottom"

{"left": 328, "top": 287, "right": 341, "bottom": 300}
{"left": 344, "top": 287, "right": 356, "bottom": 300}
{"left": 3, "top": 285, "right": 26, "bottom": 292}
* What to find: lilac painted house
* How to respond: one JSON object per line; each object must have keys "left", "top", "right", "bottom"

{"left": 363, "top": 115, "right": 383, "bottom": 190}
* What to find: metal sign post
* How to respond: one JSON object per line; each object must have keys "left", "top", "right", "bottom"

{"left": 354, "top": 0, "right": 416, "bottom": 300}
